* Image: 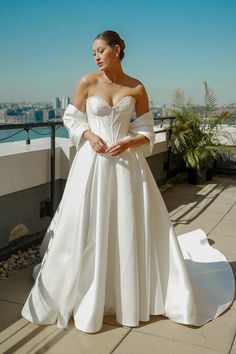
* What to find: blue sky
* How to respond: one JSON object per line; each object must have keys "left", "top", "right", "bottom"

{"left": 0, "top": 0, "right": 235, "bottom": 104}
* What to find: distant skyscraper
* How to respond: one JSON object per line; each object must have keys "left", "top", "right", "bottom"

{"left": 43, "top": 110, "right": 56, "bottom": 122}
{"left": 53, "top": 96, "right": 70, "bottom": 109}
{"left": 0, "top": 108, "right": 7, "bottom": 120}
{"left": 35, "top": 110, "right": 43, "bottom": 122}
{"left": 61, "top": 96, "right": 70, "bottom": 109}
{"left": 53, "top": 97, "right": 61, "bottom": 109}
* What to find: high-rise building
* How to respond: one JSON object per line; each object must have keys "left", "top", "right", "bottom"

{"left": 43, "top": 110, "right": 56, "bottom": 121}
{"left": 0, "top": 108, "right": 7, "bottom": 121}
{"left": 61, "top": 96, "right": 70, "bottom": 109}
{"left": 53, "top": 96, "right": 70, "bottom": 109}
{"left": 53, "top": 97, "right": 61, "bottom": 109}
{"left": 35, "top": 110, "right": 43, "bottom": 122}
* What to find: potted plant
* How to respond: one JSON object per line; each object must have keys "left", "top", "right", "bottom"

{"left": 168, "top": 82, "right": 235, "bottom": 184}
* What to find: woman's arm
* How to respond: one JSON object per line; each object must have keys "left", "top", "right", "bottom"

{"left": 73, "top": 76, "right": 89, "bottom": 112}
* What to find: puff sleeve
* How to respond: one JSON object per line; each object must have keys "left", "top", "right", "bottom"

{"left": 62, "top": 104, "right": 90, "bottom": 150}
{"left": 128, "top": 111, "right": 155, "bottom": 157}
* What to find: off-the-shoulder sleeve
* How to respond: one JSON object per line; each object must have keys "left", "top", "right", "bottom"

{"left": 128, "top": 111, "right": 155, "bottom": 157}
{"left": 62, "top": 104, "right": 90, "bottom": 150}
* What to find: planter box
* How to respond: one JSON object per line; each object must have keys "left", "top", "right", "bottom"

{"left": 187, "top": 167, "right": 207, "bottom": 184}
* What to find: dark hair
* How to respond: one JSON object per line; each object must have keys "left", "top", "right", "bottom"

{"left": 94, "top": 30, "right": 125, "bottom": 61}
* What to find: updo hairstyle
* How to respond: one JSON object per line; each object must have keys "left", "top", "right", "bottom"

{"left": 94, "top": 30, "right": 125, "bottom": 61}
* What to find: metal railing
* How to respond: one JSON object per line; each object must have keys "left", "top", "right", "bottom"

{"left": 0, "top": 121, "right": 63, "bottom": 217}
{"left": 0, "top": 117, "right": 175, "bottom": 217}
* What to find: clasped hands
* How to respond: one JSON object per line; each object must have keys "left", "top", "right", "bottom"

{"left": 86, "top": 131, "right": 131, "bottom": 156}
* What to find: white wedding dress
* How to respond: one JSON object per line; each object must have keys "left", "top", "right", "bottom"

{"left": 21, "top": 96, "right": 235, "bottom": 333}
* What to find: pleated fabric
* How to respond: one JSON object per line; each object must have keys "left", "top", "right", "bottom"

{"left": 21, "top": 97, "right": 235, "bottom": 333}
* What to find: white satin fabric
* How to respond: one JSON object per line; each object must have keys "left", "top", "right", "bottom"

{"left": 21, "top": 96, "right": 235, "bottom": 333}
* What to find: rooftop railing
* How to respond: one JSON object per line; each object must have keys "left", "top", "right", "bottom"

{"left": 0, "top": 121, "right": 62, "bottom": 218}
{"left": 0, "top": 117, "right": 175, "bottom": 218}
{"left": 1, "top": 117, "right": 235, "bottom": 259}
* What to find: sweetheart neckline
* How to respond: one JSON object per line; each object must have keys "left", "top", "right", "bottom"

{"left": 86, "top": 95, "right": 136, "bottom": 108}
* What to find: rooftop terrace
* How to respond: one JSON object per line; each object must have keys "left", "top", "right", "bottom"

{"left": 0, "top": 175, "right": 235, "bottom": 354}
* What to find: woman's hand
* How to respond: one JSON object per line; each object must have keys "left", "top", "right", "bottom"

{"left": 83, "top": 130, "right": 108, "bottom": 153}
{"left": 105, "top": 138, "right": 131, "bottom": 156}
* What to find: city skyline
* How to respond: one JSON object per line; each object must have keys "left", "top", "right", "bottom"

{"left": 0, "top": 0, "right": 236, "bottom": 105}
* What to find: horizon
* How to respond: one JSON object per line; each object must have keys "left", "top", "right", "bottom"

{"left": 1, "top": 99, "right": 236, "bottom": 107}
{"left": 0, "top": 0, "right": 236, "bottom": 105}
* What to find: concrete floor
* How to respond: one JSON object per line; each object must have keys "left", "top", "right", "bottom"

{"left": 0, "top": 175, "right": 236, "bottom": 354}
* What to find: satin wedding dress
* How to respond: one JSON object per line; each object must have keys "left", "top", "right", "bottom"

{"left": 21, "top": 95, "right": 235, "bottom": 333}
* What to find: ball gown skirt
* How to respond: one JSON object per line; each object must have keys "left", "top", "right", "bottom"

{"left": 21, "top": 96, "right": 235, "bottom": 333}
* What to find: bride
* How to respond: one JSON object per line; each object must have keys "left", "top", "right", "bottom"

{"left": 21, "top": 30, "right": 235, "bottom": 333}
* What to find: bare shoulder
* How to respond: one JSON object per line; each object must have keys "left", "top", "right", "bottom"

{"left": 134, "top": 82, "right": 148, "bottom": 98}
{"left": 125, "top": 75, "right": 149, "bottom": 116}
{"left": 124, "top": 74, "right": 140, "bottom": 86}
{"left": 73, "top": 72, "right": 99, "bottom": 110}
{"left": 125, "top": 74, "right": 147, "bottom": 97}
{"left": 75, "top": 72, "right": 98, "bottom": 90}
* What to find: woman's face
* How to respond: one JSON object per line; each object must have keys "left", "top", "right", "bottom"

{"left": 92, "top": 38, "right": 120, "bottom": 71}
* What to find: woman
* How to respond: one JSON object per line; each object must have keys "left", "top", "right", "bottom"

{"left": 72, "top": 31, "right": 151, "bottom": 156}
{"left": 21, "top": 30, "right": 235, "bottom": 333}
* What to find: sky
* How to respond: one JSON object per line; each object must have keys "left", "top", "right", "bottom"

{"left": 0, "top": 0, "right": 236, "bottom": 105}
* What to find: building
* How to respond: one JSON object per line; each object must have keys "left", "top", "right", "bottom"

{"left": 43, "top": 110, "right": 56, "bottom": 122}
{"left": 53, "top": 96, "right": 70, "bottom": 109}
{"left": 61, "top": 96, "right": 70, "bottom": 109}
{"left": 0, "top": 109, "right": 7, "bottom": 122}
{"left": 53, "top": 97, "right": 61, "bottom": 110}
{"left": 35, "top": 110, "right": 43, "bottom": 122}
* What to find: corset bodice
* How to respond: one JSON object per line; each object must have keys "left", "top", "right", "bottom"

{"left": 86, "top": 95, "right": 136, "bottom": 145}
